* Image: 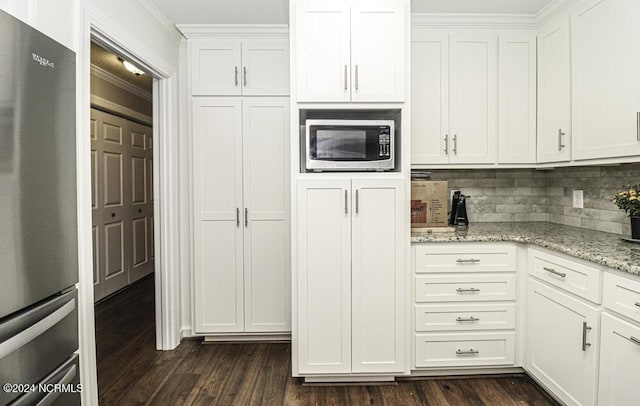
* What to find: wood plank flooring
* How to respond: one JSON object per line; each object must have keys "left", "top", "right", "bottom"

{"left": 95, "top": 276, "right": 559, "bottom": 406}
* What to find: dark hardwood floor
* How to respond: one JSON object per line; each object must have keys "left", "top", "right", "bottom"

{"left": 95, "top": 276, "right": 558, "bottom": 406}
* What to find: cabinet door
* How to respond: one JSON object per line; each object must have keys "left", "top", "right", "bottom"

{"left": 296, "top": 0, "right": 351, "bottom": 102}
{"left": 189, "top": 40, "right": 242, "bottom": 96}
{"left": 243, "top": 98, "right": 291, "bottom": 332}
{"left": 537, "top": 16, "right": 572, "bottom": 163}
{"left": 526, "top": 278, "right": 599, "bottom": 406}
{"left": 598, "top": 313, "right": 640, "bottom": 406}
{"left": 572, "top": 0, "right": 640, "bottom": 160}
{"left": 297, "top": 179, "right": 352, "bottom": 373}
{"left": 350, "top": 0, "right": 405, "bottom": 102}
{"left": 241, "top": 40, "right": 290, "bottom": 96}
{"left": 498, "top": 33, "right": 537, "bottom": 164}
{"left": 351, "top": 179, "right": 405, "bottom": 373}
{"left": 192, "top": 98, "right": 244, "bottom": 333}
{"left": 449, "top": 34, "right": 498, "bottom": 164}
{"left": 411, "top": 31, "right": 449, "bottom": 164}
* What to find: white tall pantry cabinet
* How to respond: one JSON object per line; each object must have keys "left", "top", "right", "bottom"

{"left": 185, "top": 29, "right": 292, "bottom": 336}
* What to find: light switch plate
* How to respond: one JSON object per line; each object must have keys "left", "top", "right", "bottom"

{"left": 573, "top": 190, "right": 584, "bottom": 209}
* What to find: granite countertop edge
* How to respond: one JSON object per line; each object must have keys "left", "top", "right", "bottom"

{"left": 411, "top": 223, "right": 640, "bottom": 276}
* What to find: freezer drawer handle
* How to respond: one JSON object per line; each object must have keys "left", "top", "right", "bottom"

{"left": 456, "top": 288, "right": 480, "bottom": 293}
{"left": 456, "top": 316, "right": 479, "bottom": 322}
{"left": 11, "top": 356, "right": 78, "bottom": 406}
{"left": 456, "top": 258, "right": 480, "bottom": 264}
{"left": 630, "top": 336, "right": 640, "bottom": 346}
{"left": 456, "top": 349, "right": 479, "bottom": 355}
{"left": 0, "top": 298, "right": 75, "bottom": 360}
{"left": 543, "top": 267, "right": 566, "bottom": 278}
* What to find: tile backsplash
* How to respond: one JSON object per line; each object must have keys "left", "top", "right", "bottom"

{"left": 423, "top": 163, "right": 640, "bottom": 235}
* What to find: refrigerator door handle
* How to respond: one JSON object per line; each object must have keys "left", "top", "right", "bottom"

{"left": 11, "top": 355, "right": 78, "bottom": 406}
{"left": 0, "top": 296, "right": 75, "bottom": 359}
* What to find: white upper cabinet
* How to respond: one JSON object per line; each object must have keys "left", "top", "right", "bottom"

{"left": 571, "top": 0, "right": 640, "bottom": 160}
{"left": 295, "top": 0, "right": 406, "bottom": 102}
{"left": 190, "top": 39, "right": 289, "bottom": 96}
{"left": 449, "top": 34, "right": 498, "bottom": 164}
{"left": 498, "top": 33, "right": 537, "bottom": 164}
{"left": 411, "top": 32, "right": 449, "bottom": 164}
{"left": 537, "top": 15, "right": 572, "bottom": 163}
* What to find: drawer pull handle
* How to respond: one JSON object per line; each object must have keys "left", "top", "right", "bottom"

{"left": 456, "top": 316, "right": 479, "bottom": 322}
{"left": 635, "top": 302, "right": 640, "bottom": 308}
{"left": 456, "top": 349, "right": 479, "bottom": 355}
{"left": 456, "top": 288, "right": 480, "bottom": 294}
{"left": 582, "top": 322, "right": 592, "bottom": 351}
{"left": 456, "top": 258, "right": 480, "bottom": 264}
{"left": 631, "top": 336, "right": 640, "bottom": 346}
{"left": 543, "top": 267, "right": 566, "bottom": 278}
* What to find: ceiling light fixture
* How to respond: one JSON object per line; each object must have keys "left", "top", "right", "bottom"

{"left": 119, "top": 58, "right": 145, "bottom": 76}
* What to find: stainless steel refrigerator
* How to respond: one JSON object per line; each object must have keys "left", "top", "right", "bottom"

{"left": 0, "top": 9, "right": 81, "bottom": 406}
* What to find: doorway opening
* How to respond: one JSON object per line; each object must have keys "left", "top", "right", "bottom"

{"left": 89, "top": 40, "right": 158, "bottom": 400}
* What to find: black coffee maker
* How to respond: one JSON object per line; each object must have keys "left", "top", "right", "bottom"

{"left": 449, "top": 191, "right": 470, "bottom": 226}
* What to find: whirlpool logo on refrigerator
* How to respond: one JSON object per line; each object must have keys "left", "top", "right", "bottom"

{"left": 32, "top": 53, "right": 55, "bottom": 69}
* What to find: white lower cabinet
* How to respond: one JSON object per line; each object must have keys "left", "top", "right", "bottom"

{"left": 597, "top": 312, "right": 640, "bottom": 406}
{"left": 297, "top": 178, "right": 405, "bottom": 375}
{"left": 526, "top": 277, "right": 599, "bottom": 406}
{"left": 192, "top": 97, "right": 290, "bottom": 334}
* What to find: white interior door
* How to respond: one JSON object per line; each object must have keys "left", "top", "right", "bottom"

{"left": 242, "top": 98, "right": 290, "bottom": 332}
{"left": 295, "top": 0, "right": 351, "bottom": 102}
{"left": 351, "top": 178, "right": 405, "bottom": 373}
{"left": 297, "top": 179, "right": 351, "bottom": 374}
{"left": 571, "top": 0, "right": 640, "bottom": 160}
{"left": 537, "top": 16, "right": 572, "bottom": 163}
{"left": 449, "top": 34, "right": 498, "bottom": 164}
{"left": 192, "top": 98, "right": 244, "bottom": 333}
{"left": 350, "top": 0, "right": 405, "bottom": 102}
{"left": 128, "top": 121, "right": 154, "bottom": 283}
{"left": 241, "top": 40, "right": 290, "bottom": 96}
{"left": 189, "top": 39, "right": 242, "bottom": 96}
{"left": 90, "top": 109, "right": 102, "bottom": 301}
{"left": 411, "top": 31, "right": 449, "bottom": 164}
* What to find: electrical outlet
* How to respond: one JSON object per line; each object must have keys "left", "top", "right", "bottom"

{"left": 573, "top": 190, "right": 584, "bottom": 209}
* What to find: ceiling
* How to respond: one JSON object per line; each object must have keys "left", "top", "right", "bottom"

{"left": 149, "top": 0, "right": 554, "bottom": 25}
{"left": 90, "top": 42, "right": 153, "bottom": 92}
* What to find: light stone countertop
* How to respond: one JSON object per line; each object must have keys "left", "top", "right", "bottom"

{"left": 411, "top": 222, "right": 640, "bottom": 276}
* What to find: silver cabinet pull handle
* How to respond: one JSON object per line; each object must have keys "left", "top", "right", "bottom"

{"left": 444, "top": 134, "right": 449, "bottom": 155}
{"left": 456, "top": 288, "right": 480, "bottom": 293}
{"left": 236, "top": 208, "right": 240, "bottom": 227}
{"left": 631, "top": 336, "right": 640, "bottom": 346}
{"left": 635, "top": 302, "right": 640, "bottom": 308}
{"left": 456, "top": 258, "right": 480, "bottom": 264}
{"left": 543, "top": 267, "right": 566, "bottom": 278}
{"left": 456, "top": 316, "right": 479, "bottom": 322}
{"left": 344, "top": 190, "right": 348, "bottom": 214}
{"left": 355, "top": 65, "right": 359, "bottom": 90}
{"left": 245, "top": 208, "right": 248, "bottom": 228}
{"left": 453, "top": 134, "right": 458, "bottom": 155}
{"left": 582, "top": 321, "right": 592, "bottom": 351}
{"left": 637, "top": 112, "right": 640, "bottom": 141}
{"left": 456, "top": 349, "right": 479, "bottom": 355}
{"left": 355, "top": 190, "right": 359, "bottom": 214}
{"left": 558, "top": 129, "right": 566, "bottom": 151}
{"left": 243, "top": 66, "right": 247, "bottom": 86}
{"left": 235, "top": 66, "right": 239, "bottom": 86}
{"left": 344, "top": 65, "right": 348, "bottom": 91}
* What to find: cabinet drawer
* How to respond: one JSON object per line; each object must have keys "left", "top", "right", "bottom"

{"left": 603, "top": 272, "right": 640, "bottom": 324}
{"left": 414, "top": 332, "right": 515, "bottom": 368}
{"left": 415, "top": 303, "right": 516, "bottom": 332}
{"left": 414, "top": 244, "right": 516, "bottom": 273}
{"left": 415, "top": 274, "right": 516, "bottom": 303}
{"left": 528, "top": 248, "right": 602, "bottom": 303}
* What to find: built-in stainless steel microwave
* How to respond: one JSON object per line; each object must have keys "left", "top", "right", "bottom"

{"left": 305, "top": 119, "right": 395, "bottom": 171}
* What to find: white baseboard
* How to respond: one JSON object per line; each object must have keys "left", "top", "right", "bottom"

{"left": 202, "top": 333, "right": 292, "bottom": 343}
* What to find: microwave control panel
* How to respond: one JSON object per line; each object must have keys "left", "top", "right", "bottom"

{"left": 378, "top": 128, "right": 391, "bottom": 158}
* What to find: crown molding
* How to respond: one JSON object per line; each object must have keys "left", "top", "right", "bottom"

{"left": 90, "top": 64, "right": 152, "bottom": 102}
{"left": 536, "top": 0, "right": 579, "bottom": 26}
{"left": 130, "top": 0, "right": 183, "bottom": 44}
{"left": 411, "top": 13, "right": 537, "bottom": 30}
{"left": 177, "top": 24, "right": 289, "bottom": 39}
